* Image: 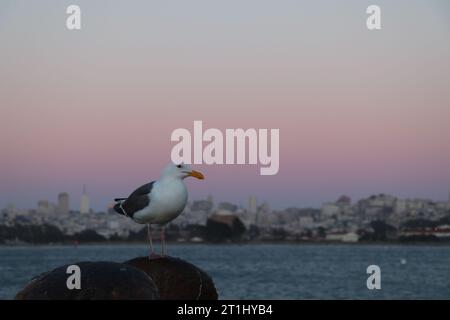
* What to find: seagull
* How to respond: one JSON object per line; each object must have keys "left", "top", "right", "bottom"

{"left": 113, "top": 163, "right": 204, "bottom": 258}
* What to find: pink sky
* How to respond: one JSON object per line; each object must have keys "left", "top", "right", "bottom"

{"left": 1, "top": 1, "right": 450, "bottom": 210}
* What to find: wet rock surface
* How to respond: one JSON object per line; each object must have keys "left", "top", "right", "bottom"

{"left": 125, "top": 256, "right": 218, "bottom": 300}
{"left": 15, "top": 261, "right": 159, "bottom": 300}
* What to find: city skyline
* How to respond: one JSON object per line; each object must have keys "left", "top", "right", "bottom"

{"left": 3, "top": 188, "right": 450, "bottom": 213}
{"left": 2, "top": 188, "right": 450, "bottom": 244}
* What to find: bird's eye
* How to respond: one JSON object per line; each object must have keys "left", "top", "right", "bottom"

{"left": 177, "top": 164, "right": 182, "bottom": 168}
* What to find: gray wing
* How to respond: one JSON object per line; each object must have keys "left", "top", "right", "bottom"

{"left": 113, "top": 181, "right": 155, "bottom": 218}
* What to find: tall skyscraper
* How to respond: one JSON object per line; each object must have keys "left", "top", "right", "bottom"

{"left": 207, "top": 194, "right": 214, "bottom": 210}
{"left": 248, "top": 196, "right": 257, "bottom": 214}
{"left": 57, "top": 192, "right": 70, "bottom": 214}
{"left": 80, "top": 185, "right": 90, "bottom": 214}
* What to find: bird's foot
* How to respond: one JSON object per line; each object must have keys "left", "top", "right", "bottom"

{"left": 148, "top": 252, "right": 164, "bottom": 260}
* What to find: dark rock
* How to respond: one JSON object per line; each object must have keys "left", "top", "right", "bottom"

{"left": 15, "top": 261, "right": 159, "bottom": 300}
{"left": 125, "top": 256, "right": 218, "bottom": 300}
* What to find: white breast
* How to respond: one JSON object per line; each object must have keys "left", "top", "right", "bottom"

{"left": 133, "top": 178, "right": 188, "bottom": 225}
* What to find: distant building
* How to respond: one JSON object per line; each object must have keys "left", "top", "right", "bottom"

{"left": 299, "top": 216, "right": 314, "bottom": 227}
{"left": 107, "top": 203, "right": 116, "bottom": 214}
{"left": 336, "top": 195, "right": 351, "bottom": 206}
{"left": 325, "top": 231, "right": 359, "bottom": 243}
{"left": 191, "top": 199, "right": 213, "bottom": 212}
{"left": 80, "top": 186, "right": 90, "bottom": 214}
{"left": 394, "top": 199, "right": 407, "bottom": 214}
{"left": 254, "top": 202, "right": 267, "bottom": 225}
{"left": 342, "top": 232, "right": 359, "bottom": 243}
{"left": 248, "top": 196, "right": 257, "bottom": 214}
{"left": 218, "top": 202, "right": 238, "bottom": 212}
{"left": 259, "top": 201, "right": 270, "bottom": 213}
{"left": 37, "top": 200, "right": 50, "bottom": 214}
{"left": 57, "top": 192, "right": 70, "bottom": 214}
{"left": 215, "top": 209, "right": 234, "bottom": 216}
{"left": 207, "top": 194, "right": 214, "bottom": 205}
{"left": 321, "top": 203, "right": 340, "bottom": 217}
{"left": 108, "top": 221, "right": 119, "bottom": 229}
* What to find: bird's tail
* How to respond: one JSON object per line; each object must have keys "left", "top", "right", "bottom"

{"left": 113, "top": 198, "right": 127, "bottom": 216}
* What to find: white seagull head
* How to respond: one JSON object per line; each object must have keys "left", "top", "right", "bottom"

{"left": 161, "top": 163, "right": 204, "bottom": 180}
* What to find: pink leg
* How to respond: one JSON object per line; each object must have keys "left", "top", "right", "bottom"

{"left": 161, "top": 226, "right": 166, "bottom": 256}
{"left": 147, "top": 224, "right": 161, "bottom": 260}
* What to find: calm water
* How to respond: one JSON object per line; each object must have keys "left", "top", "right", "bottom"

{"left": 0, "top": 244, "right": 449, "bottom": 299}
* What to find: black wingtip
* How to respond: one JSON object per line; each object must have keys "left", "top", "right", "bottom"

{"left": 114, "top": 198, "right": 127, "bottom": 202}
{"left": 113, "top": 203, "right": 125, "bottom": 215}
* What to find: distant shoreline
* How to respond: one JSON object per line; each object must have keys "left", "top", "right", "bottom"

{"left": 2, "top": 240, "right": 450, "bottom": 247}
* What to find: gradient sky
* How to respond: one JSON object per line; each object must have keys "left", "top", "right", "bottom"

{"left": 1, "top": 0, "right": 450, "bottom": 211}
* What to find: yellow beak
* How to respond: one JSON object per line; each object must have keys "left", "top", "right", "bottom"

{"left": 188, "top": 170, "right": 204, "bottom": 180}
